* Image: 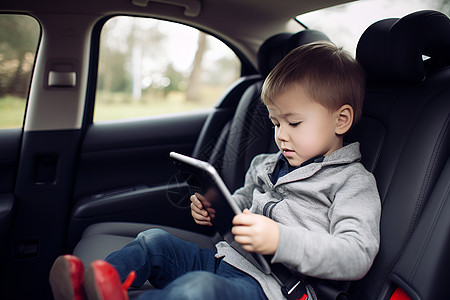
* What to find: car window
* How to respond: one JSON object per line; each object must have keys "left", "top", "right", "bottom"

{"left": 0, "top": 14, "right": 40, "bottom": 129}
{"left": 94, "top": 16, "right": 241, "bottom": 122}
{"left": 297, "top": 0, "right": 447, "bottom": 56}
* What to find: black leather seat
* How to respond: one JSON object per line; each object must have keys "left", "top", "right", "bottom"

{"left": 344, "top": 10, "right": 450, "bottom": 299}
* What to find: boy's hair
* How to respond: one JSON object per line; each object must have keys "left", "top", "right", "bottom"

{"left": 261, "top": 41, "right": 365, "bottom": 125}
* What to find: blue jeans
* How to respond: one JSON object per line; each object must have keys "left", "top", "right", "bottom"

{"left": 104, "top": 228, "right": 267, "bottom": 300}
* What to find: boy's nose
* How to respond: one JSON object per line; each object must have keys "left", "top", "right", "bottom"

{"left": 276, "top": 125, "right": 289, "bottom": 142}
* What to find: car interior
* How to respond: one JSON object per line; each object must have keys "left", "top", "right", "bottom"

{"left": 1, "top": 0, "right": 450, "bottom": 299}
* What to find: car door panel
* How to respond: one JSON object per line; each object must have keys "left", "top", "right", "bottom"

{"left": 68, "top": 110, "right": 213, "bottom": 248}
{"left": 3, "top": 128, "right": 82, "bottom": 300}
{"left": 0, "top": 129, "right": 19, "bottom": 253}
{"left": 0, "top": 129, "right": 22, "bottom": 192}
{"left": 0, "top": 128, "right": 17, "bottom": 257}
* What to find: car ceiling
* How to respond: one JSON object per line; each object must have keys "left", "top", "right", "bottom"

{"left": 1, "top": 0, "right": 354, "bottom": 64}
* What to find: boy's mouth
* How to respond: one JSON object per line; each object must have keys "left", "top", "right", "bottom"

{"left": 282, "top": 148, "right": 295, "bottom": 156}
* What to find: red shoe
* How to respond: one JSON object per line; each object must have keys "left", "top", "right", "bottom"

{"left": 84, "top": 260, "right": 136, "bottom": 300}
{"left": 49, "top": 255, "right": 85, "bottom": 300}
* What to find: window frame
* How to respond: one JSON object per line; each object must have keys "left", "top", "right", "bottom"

{"left": 0, "top": 13, "right": 41, "bottom": 129}
{"left": 83, "top": 15, "right": 257, "bottom": 127}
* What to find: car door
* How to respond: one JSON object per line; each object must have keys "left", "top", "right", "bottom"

{"left": 0, "top": 13, "right": 42, "bottom": 300}
{"left": 0, "top": 13, "right": 39, "bottom": 242}
{"left": 66, "top": 17, "right": 247, "bottom": 249}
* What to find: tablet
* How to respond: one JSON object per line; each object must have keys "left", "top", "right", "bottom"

{"left": 170, "top": 151, "right": 271, "bottom": 274}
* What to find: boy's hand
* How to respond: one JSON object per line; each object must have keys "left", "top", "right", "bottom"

{"left": 190, "top": 193, "right": 213, "bottom": 226}
{"left": 232, "top": 209, "right": 279, "bottom": 255}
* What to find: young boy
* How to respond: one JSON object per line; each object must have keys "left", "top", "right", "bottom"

{"left": 50, "top": 41, "right": 381, "bottom": 300}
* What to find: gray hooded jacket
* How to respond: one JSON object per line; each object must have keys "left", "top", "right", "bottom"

{"left": 215, "top": 142, "right": 381, "bottom": 300}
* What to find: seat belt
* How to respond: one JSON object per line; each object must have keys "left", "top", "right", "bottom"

{"left": 270, "top": 262, "right": 351, "bottom": 300}
{"left": 270, "top": 263, "right": 309, "bottom": 300}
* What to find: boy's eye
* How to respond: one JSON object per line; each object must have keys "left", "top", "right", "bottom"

{"left": 272, "top": 123, "right": 280, "bottom": 128}
{"left": 289, "top": 122, "right": 301, "bottom": 127}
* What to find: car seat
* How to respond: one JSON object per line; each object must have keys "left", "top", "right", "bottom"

{"left": 343, "top": 10, "right": 450, "bottom": 300}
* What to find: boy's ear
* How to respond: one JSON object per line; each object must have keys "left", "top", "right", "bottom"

{"left": 335, "top": 104, "right": 354, "bottom": 135}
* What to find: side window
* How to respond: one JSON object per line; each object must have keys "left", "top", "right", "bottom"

{"left": 0, "top": 14, "right": 40, "bottom": 129}
{"left": 94, "top": 16, "right": 241, "bottom": 122}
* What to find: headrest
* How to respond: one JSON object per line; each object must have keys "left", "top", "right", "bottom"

{"left": 356, "top": 10, "right": 450, "bottom": 83}
{"left": 257, "top": 29, "right": 330, "bottom": 77}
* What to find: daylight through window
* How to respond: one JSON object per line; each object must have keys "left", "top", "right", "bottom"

{"left": 94, "top": 17, "right": 241, "bottom": 122}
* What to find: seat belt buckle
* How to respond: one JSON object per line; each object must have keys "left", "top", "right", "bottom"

{"left": 281, "top": 280, "right": 308, "bottom": 300}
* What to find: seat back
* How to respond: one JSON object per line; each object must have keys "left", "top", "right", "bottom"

{"left": 191, "top": 74, "right": 262, "bottom": 161}
{"left": 391, "top": 157, "right": 450, "bottom": 300}
{"left": 345, "top": 10, "right": 450, "bottom": 299}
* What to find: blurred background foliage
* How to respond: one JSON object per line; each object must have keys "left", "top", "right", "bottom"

{"left": 0, "top": 15, "right": 39, "bottom": 99}
{"left": 0, "top": 15, "right": 241, "bottom": 127}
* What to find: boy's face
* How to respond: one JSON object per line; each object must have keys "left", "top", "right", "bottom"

{"left": 266, "top": 84, "right": 343, "bottom": 167}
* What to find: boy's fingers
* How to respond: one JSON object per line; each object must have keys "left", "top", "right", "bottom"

{"left": 232, "top": 212, "right": 255, "bottom": 225}
{"left": 192, "top": 211, "right": 211, "bottom": 224}
{"left": 194, "top": 219, "right": 213, "bottom": 226}
{"left": 190, "top": 195, "right": 213, "bottom": 227}
{"left": 205, "top": 208, "right": 216, "bottom": 215}
{"left": 190, "top": 202, "right": 200, "bottom": 214}
{"left": 190, "top": 203, "right": 209, "bottom": 217}
{"left": 233, "top": 235, "right": 252, "bottom": 245}
{"left": 190, "top": 194, "right": 203, "bottom": 209}
{"left": 232, "top": 225, "right": 250, "bottom": 236}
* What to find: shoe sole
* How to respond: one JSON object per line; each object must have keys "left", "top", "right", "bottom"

{"left": 84, "top": 261, "right": 130, "bottom": 300}
{"left": 49, "top": 256, "right": 77, "bottom": 300}
{"left": 84, "top": 267, "right": 103, "bottom": 300}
